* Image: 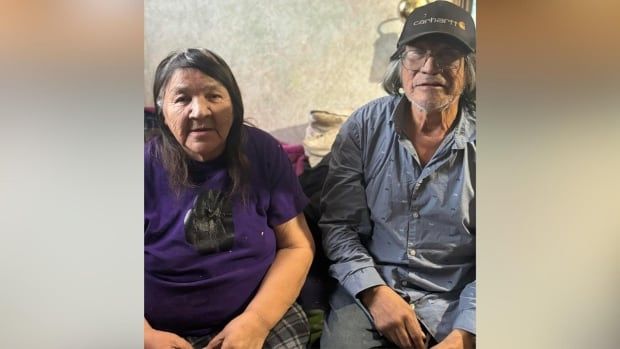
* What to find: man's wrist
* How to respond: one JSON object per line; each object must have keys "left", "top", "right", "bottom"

{"left": 358, "top": 285, "right": 386, "bottom": 307}
{"left": 452, "top": 329, "right": 475, "bottom": 347}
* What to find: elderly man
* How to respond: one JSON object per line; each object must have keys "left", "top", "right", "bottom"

{"left": 320, "top": 2, "right": 476, "bottom": 349}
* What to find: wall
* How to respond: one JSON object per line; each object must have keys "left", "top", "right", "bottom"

{"left": 145, "top": 0, "right": 405, "bottom": 143}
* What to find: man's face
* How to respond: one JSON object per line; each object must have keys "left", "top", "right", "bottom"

{"left": 400, "top": 36, "right": 467, "bottom": 112}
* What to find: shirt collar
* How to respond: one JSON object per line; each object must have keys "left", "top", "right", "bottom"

{"left": 389, "top": 95, "right": 476, "bottom": 150}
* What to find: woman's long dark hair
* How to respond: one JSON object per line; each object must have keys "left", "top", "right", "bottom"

{"left": 148, "top": 48, "right": 249, "bottom": 199}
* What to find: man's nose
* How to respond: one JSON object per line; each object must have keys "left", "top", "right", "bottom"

{"left": 189, "top": 96, "right": 211, "bottom": 119}
{"left": 418, "top": 54, "right": 441, "bottom": 74}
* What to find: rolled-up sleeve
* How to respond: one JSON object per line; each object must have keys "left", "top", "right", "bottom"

{"left": 319, "top": 117, "right": 386, "bottom": 298}
{"left": 453, "top": 280, "right": 476, "bottom": 335}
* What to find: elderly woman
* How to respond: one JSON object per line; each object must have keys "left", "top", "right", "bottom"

{"left": 320, "top": 2, "right": 476, "bottom": 349}
{"left": 144, "top": 48, "right": 314, "bottom": 349}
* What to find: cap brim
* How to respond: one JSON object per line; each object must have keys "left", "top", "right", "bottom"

{"left": 390, "top": 30, "right": 475, "bottom": 60}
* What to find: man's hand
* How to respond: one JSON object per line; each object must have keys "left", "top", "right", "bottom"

{"left": 144, "top": 327, "right": 193, "bottom": 349}
{"left": 204, "top": 310, "right": 270, "bottom": 349}
{"left": 359, "top": 285, "right": 427, "bottom": 349}
{"left": 430, "top": 329, "right": 475, "bottom": 349}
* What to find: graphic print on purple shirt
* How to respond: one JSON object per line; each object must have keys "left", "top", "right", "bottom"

{"left": 145, "top": 126, "right": 309, "bottom": 337}
{"left": 184, "top": 189, "right": 234, "bottom": 254}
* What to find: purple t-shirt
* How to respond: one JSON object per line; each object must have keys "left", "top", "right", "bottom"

{"left": 144, "top": 126, "right": 308, "bottom": 337}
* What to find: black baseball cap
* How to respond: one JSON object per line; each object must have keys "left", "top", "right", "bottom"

{"left": 390, "top": 1, "right": 476, "bottom": 60}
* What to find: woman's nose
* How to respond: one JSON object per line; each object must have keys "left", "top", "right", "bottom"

{"left": 189, "top": 96, "right": 211, "bottom": 119}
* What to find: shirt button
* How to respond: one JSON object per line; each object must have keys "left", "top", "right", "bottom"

{"left": 413, "top": 211, "right": 420, "bottom": 218}
{"left": 408, "top": 249, "right": 416, "bottom": 257}
{"left": 401, "top": 280, "right": 408, "bottom": 286}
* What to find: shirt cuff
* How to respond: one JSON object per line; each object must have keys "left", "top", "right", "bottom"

{"left": 342, "top": 266, "right": 386, "bottom": 298}
{"left": 452, "top": 308, "right": 475, "bottom": 335}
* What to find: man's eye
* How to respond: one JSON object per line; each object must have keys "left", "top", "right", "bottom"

{"left": 410, "top": 48, "right": 426, "bottom": 56}
{"left": 441, "top": 50, "right": 462, "bottom": 59}
{"left": 174, "top": 96, "right": 189, "bottom": 103}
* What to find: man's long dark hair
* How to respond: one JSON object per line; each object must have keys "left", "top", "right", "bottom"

{"left": 148, "top": 48, "right": 249, "bottom": 198}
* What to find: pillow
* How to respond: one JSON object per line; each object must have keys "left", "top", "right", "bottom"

{"left": 303, "top": 109, "right": 351, "bottom": 167}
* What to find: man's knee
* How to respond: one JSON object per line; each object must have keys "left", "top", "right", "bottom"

{"left": 321, "top": 302, "right": 366, "bottom": 348}
{"left": 321, "top": 293, "right": 389, "bottom": 348}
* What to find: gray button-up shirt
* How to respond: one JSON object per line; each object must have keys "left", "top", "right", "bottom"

{"left": 320, "top": 95, "right": 475, "bottom": 341}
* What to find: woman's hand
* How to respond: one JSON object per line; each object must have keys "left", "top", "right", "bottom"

{"left": 205, "top": 214, "right": 313, "bottom": 349}
{"left": 204, "top": 311, "right": 270, "bottom": 349}
{"left": 144, "top": 326, "right": 193, "bottom": 349}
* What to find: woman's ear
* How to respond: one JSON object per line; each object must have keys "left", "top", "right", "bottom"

{"left": 156, "top": 99, "right": 168, "bottom": 127}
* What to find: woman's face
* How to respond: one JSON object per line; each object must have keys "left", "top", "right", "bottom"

{"left": 161, "top": 68, "right": 234, "bottom": 161}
